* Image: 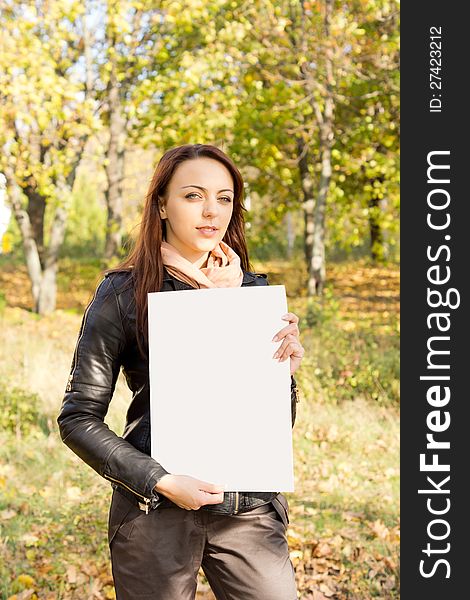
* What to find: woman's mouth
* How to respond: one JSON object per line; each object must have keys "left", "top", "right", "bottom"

{"left": 196, "top": 227, "right": 218, "bottom": 237}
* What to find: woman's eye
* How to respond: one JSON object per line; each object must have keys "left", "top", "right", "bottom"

{"left": 185, "top": 193, "right": 232, "bottom": 203}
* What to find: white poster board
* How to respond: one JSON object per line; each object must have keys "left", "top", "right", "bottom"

{"left": 148, "top": 285, "right": 294, "bottom": 492}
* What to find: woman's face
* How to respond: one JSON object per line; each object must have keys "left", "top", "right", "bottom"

{"left": 159, "top": 157, "right": 235, "bottom": 268}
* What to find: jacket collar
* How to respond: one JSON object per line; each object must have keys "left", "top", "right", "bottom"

{"left": 242, "top": 270, "right": 258, "bottom": 285}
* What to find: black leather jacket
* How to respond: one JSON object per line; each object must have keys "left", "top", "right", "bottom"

{"left": 57, "top": 268, "right": 299, "bottom": 514}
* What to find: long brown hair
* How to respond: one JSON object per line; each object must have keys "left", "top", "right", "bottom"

{"left": 105, "top": 143, "right": 253, "bottom": 358}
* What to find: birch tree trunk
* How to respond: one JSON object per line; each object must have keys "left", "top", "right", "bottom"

{"left": 298, "top": 0, "right": 335, "bottom": 296}
{"left": 103, "top": 44, "right": 126, "bottom": 260}
{"left": 5, "top": 167, "right": 76, "bottom": 314}
{"left": 296, "top": 138, "right": 315, "bottom": 269}
{"left": 5, "top": 171, "right": 42, "bottom": 306}
{"left": 285, "top": 210, "right": 295, "bottom": 258}
{"left": 310, "top": 121, "right": 333, "bottom": 295}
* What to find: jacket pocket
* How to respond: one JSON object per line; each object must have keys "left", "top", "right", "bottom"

{"left": 108, "top": 489, "right": 136, "bottom": 546}
{"left": 271, "top": 493, "right": 290, "bottom": 529}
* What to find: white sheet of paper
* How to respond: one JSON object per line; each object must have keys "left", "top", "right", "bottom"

{"left": 148, "top": 285, "right": 294, "bottom": 492}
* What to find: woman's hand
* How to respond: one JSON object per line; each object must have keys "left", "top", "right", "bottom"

{"left": 272, "top": 312, "right": 305, "bottom": 376}
{"left": 154, "top": 474, "right": 225, "bottom": 510}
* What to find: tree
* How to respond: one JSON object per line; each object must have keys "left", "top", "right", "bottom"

{"left": 88, "top": 0, "right": 245, "bottom": 258}
{"left": 0, "top": 0, "right": 96, "bottom": 313}
{"left": 96, "top": 0, "right": 169, "bottom": 259}
{"left": 329, "top": 0, "right": 399, "bottom": 263}
{"left": 228, "top": 0, "right": 399, "bottom": 291}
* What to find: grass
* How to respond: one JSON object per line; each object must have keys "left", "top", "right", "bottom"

{"left": 0, "top": 256, "right": 399, "bottom": 599}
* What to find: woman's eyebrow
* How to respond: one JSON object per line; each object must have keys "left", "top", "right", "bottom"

{"left": 181, "top": 185, "right": 234, "bottom": 194}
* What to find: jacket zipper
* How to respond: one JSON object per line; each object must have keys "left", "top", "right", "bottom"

{"left": 104, "top": 473, "right": 152, "bottom": 514}
{"left": 66, "top": 279, "right": 153, "bottom": 516}
{"left": 66, "top": 279, "right": 105, "bottom": 392}
{"left": 234, "top": 491, "right": 239, "bottom": 514}
{"left": 293, "top": 385, "right": 300, "bottom": 402}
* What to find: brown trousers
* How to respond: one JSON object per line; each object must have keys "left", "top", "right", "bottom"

{"left": 108, "top": 489, "right": 298, "bottom": 599}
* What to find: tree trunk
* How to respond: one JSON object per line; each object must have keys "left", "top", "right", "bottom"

{"left": 104, "top": 59, "right": 126, "bottom": 260}
{"left": 305, "top": 0, "right": 335, "bottom": 296}
{"left": 36, "top": 193, "right": 70, "bottom": 313}
{"left": 368, "top": 180, "right": 386, "bottom": 263}
{"left": 24, "top": 186, "right": 46, "bottom": 267}
{"left": 36, "top": 263, "right": 57, "bottom": 313}
{"left": 4, "top": 170, "right": 77, "bottom": 314}
{"left": 296, "top": 138, "right": 315, "bottom": 268}
{"left": 5, "top": 172, "right": 43, "bottom": 306}
{"left": 285, "top": 211, "right": 295, "bottom": 258}
{"left": 309, "top": 143, "right": 331, "bottom": 295}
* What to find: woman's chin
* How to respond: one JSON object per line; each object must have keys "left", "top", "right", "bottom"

{"left": 194, "top": 238, "right": 220, "bottom": 251}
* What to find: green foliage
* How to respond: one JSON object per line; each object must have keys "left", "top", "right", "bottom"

{"left": 0, "top": 0, "right": 97, "bottom": 199}
{"left": 304, "top": 289, "right": 341, "bottom": 329}
{"left": 247, "top": 225, "right": 293, "bottom": 262}
{"left": 0, "top": 381, "right": 51, "bottom": 437}
{"left": 0, "top": 291, "right": 6, "bottom": 317}
{"left": 312, "top": 327, "right": 399, "bottom": 405}
{"left": 297, "top": 287, "right": 399, "bottom": 406}
{"left": 1, "top": 212, "right": 23, "bottom": 258}
{"left": 1, "top": 0, "right": 400, "bottom": 279}
{"left": 327, "top": 1, "right": 400, "bottom": 263}
{"left": 61, "top": 176, "right": 106, "bottom": 257}
{"left": 225, "top": 0, "right": 400, "bottom": 265}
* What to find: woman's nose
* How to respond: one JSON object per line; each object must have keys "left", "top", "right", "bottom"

{"left": 202, "top": 198, "right": 219, "bottom": 217}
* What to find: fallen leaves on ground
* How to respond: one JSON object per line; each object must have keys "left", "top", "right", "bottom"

{"left": 0, "top": 258, "right": 399, "bottom": 599}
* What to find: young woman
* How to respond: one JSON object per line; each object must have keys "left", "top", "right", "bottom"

{"left": 57, "top": 143, "right": 305, "bottom": 599}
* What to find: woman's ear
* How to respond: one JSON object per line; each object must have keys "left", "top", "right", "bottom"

{"left": 157, "top": 195, "right": 166, "bottom": 216}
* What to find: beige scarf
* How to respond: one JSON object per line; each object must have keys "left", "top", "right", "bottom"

{"left": 161, "top": 240, "right": 244, "bottom": 288}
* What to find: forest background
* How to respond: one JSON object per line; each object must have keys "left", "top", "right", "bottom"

{"left": 0, "top": 0, "right": 400, "bottom": 598}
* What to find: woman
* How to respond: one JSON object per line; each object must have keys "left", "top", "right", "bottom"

{"left": 57, "top": 143, "right": 305, "bottom": 599}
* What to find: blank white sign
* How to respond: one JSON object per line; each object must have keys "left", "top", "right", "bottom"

{"left": 148, "top": 285, "right": 294, "bottom": 492}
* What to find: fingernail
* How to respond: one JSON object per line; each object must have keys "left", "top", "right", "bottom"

{"left": 272, "top": 335, "right": 279, "bottom": 342}
{"left": 273, "top": 352, "right": 279, "bottom": 359}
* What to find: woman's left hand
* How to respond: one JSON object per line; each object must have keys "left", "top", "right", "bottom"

{"left": 272, "top": 312, "right": 305, "bottom": 376}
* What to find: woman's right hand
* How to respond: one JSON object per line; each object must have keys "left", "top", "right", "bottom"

{"left": 154, "top": 474, "right": 225, "bottom": 510}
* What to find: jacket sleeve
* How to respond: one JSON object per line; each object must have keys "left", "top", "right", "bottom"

{"left": 57, "top": 276, "right": 169, "bottom": 508}
{"left": 256, "top": 273, "right": 300, "bottom": 428}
